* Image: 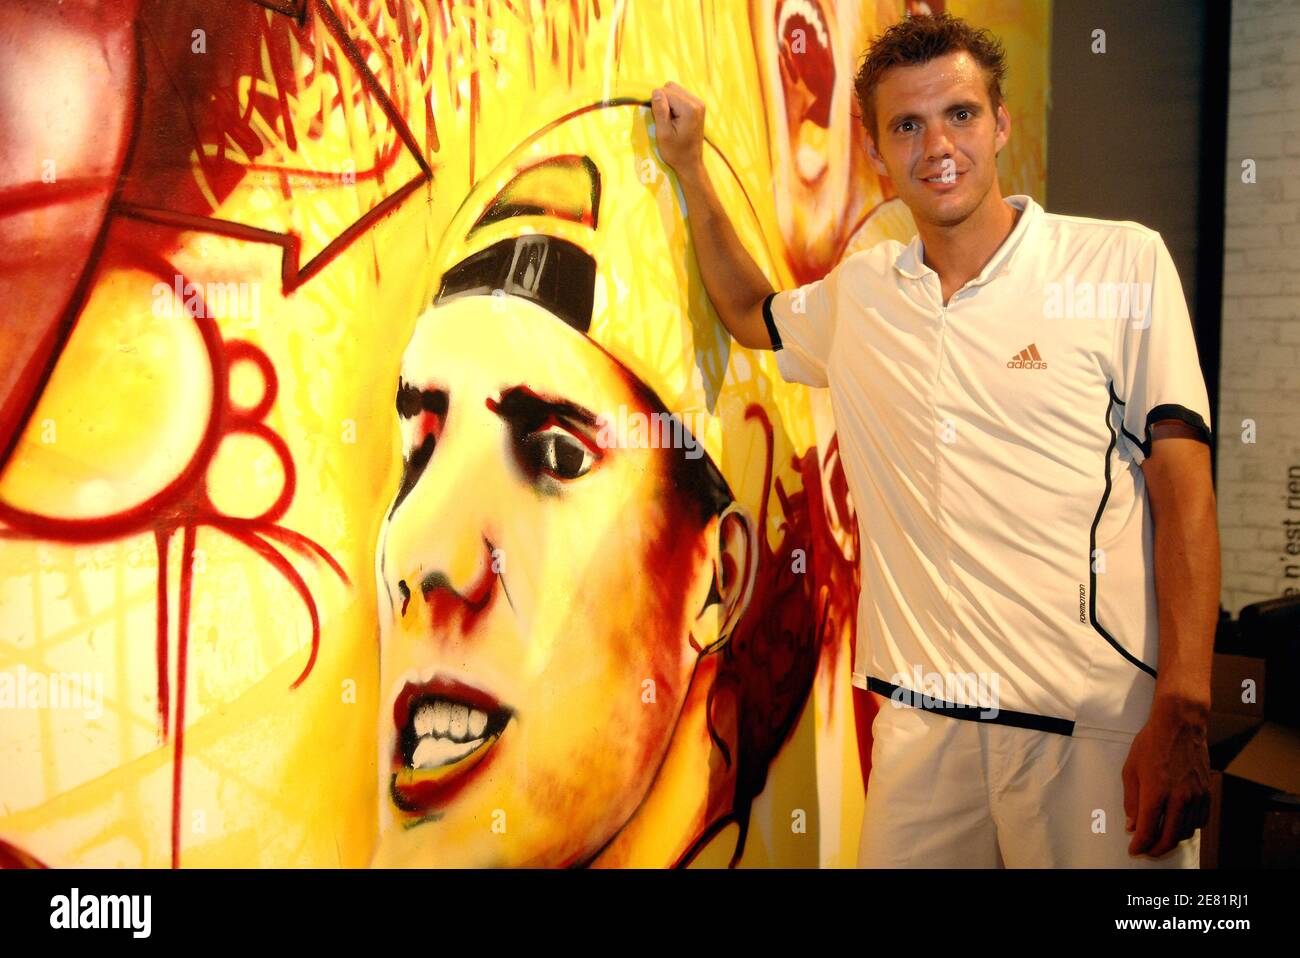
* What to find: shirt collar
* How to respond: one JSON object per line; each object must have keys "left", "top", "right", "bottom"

{"left": 892, "top": 194, "right": 1040, "bottom": 287}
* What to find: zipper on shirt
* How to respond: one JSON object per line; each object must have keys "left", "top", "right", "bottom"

{"left": 933, "top": 301, "right": 957, "bottom": 614}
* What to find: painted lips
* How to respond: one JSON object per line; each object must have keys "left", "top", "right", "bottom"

{"left": 389, "top": 675, "right": 513, "bottom": 818}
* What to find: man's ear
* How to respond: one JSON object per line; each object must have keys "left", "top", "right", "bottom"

{"left": 692, "top": 503, "right": 757, "bottom": 656}
{"left": 866, "top": 132, "right": 889, "bottom": 178}
{"left": 994, "top": 100, "right": 1011, "bottom": 157}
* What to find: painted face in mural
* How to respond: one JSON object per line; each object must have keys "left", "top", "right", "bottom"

{"left": 749, "top": 0, "right": 897, "bottom": 281}
{"left": 372, "top": 278, "right": 751, "bottom": 867}
{"left": 864, "top": 48, "right": 1011, "bottom": 230}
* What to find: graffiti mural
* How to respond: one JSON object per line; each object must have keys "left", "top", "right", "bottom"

{"left": 0, "top": 0, "right": 1048, "bottom": 867}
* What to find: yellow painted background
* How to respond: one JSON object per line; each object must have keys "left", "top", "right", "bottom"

{"left": 0, "top": 0, "right": 1049, "bottom": 867}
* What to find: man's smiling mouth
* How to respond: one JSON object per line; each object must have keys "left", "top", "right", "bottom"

{"left": 390, "top": 675, "right": 513, "bottom": 817}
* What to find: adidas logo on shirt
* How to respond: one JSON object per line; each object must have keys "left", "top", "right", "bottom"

{"left": 1007, "top": 343, "right": 1047, "bottom": 370}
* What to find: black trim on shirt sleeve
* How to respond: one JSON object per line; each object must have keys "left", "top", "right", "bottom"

{"left": 761, "top": 291, "right": 783, "bottom": 352}
{"left": 1141, "top": 404, "right": 1212, "bottom": 458}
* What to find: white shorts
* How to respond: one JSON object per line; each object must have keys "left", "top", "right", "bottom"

{"left": 858, "top": 692, "right": 1201, "bottom": 868}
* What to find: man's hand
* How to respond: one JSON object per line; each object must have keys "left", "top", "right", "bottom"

{"left": 651, "top": 82, "right": 705, "bottom": 174}
{"left": 1122, "top": 695, "right": 1211, "bottom": 857}
{"left": 646, "top": 81, "right": 774, "bottom": 350}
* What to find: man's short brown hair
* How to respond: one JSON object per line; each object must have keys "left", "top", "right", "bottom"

{"left": 854, "top": 12, "right": 1008, "bottom": 145}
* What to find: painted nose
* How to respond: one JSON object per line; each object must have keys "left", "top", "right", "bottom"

{"left": 407, "top": 535, "right": 498, "bottom": 623}
{"left": 384, "top": 404, "right": 505, "bottom": 624}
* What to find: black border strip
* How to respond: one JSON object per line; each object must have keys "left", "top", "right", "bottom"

{"left": 761, "top": 291, "right": 783, "bottom": 351}
{"left": 1093, "top": 385, "right": 1158, "bottom": 679}
{"left": 865, "top": 677, "right": 1075, "bottom": 736}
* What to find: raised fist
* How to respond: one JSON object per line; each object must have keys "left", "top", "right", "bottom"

{"left": 650, "top": 81, "right": 706, "bottom": 173}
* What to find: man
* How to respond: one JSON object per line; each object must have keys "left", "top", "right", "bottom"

{"left": 652, "top": 11, "right": 1219, "bottom": 867}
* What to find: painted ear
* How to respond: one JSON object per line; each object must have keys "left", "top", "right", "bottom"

{"left": 694, "top": 503, "right": 757, "bottom": 655}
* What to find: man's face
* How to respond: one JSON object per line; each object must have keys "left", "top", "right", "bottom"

{"left": 373, "top": 295, "right": 718, "bottom": 867}
{"left": 866, "top": 50, "right": 1009, "bottom": 229}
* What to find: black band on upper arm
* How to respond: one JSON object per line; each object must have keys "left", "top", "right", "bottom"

{"left": 1142, "top": 404, "right": 1212, "bottom": 458}
{"left": 762, "top": 291, "right": 783, "bottom": 352}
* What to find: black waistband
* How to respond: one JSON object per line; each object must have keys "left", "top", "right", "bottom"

{"left": 866, "top": 677, "right": 1076, "bottom": 737}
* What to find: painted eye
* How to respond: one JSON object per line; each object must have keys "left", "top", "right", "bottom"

{"left": 524, "top": 424, "right": 598, "bottom": 480}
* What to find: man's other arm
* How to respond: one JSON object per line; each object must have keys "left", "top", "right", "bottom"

{"left": 1123, "top": 424, "right": 1218, "bottom": 857}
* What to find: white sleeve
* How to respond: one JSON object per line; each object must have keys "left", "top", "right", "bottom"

{"left": 763, "top": 266, "right": 839, "bottom": 388}
{"left": 1114, "top": 232, "right": 1212, "bottom": 464}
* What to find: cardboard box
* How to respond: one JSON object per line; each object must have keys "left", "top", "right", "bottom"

{"left": 1236, "top": 595, "right": 1300, "bottom": 729}
{"left": 1204, "top": 651, "right": 1300, "bottom": 867}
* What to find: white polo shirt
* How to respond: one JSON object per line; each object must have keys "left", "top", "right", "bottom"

{"left": 763, "top": 194, "right": 1212, "bottom": 740}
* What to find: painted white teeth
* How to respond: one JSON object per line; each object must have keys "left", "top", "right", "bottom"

{"left": 411, "top": 736, "right": 437, "bottom": 769}
{"left": 409, "top": 698, "right": 494, "bottom": 743}
{"left": 414, "top": 706, "right": 436, "bottom": 737}
{"left": 468, "top": 708, "right": 488, "bottom": 738}
{"left": 777, "top": 0, "right": 829, "bottom": 49}
{"left": 450, "top": 704, "right": 469, "bottom": 738}
{"left": 411, "top": 735, "right": 484, "bottom": 770}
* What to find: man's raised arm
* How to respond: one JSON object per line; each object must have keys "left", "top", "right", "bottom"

{"left": 651, "top": 82, "right": 775, "bottom": 351}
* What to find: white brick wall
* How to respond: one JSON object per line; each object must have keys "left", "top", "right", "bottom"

{"left": 1218, "top": 0, "right": 1300, "bottom": 612}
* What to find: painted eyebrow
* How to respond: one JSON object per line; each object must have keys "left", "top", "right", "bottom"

{"left": 387, "top": 382, "right": 600, "bottom": 515}
{"left": 485, "top": 384, "right": 600, "bottom": 431}
{"left": 396, "top": 379, "right": 447, "bottom": 419}
{"left": 396, "top": 380, "right": 598, "bottom": 429}
{"left": 886, "top": 100, "right": 984, "bottom": 129}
